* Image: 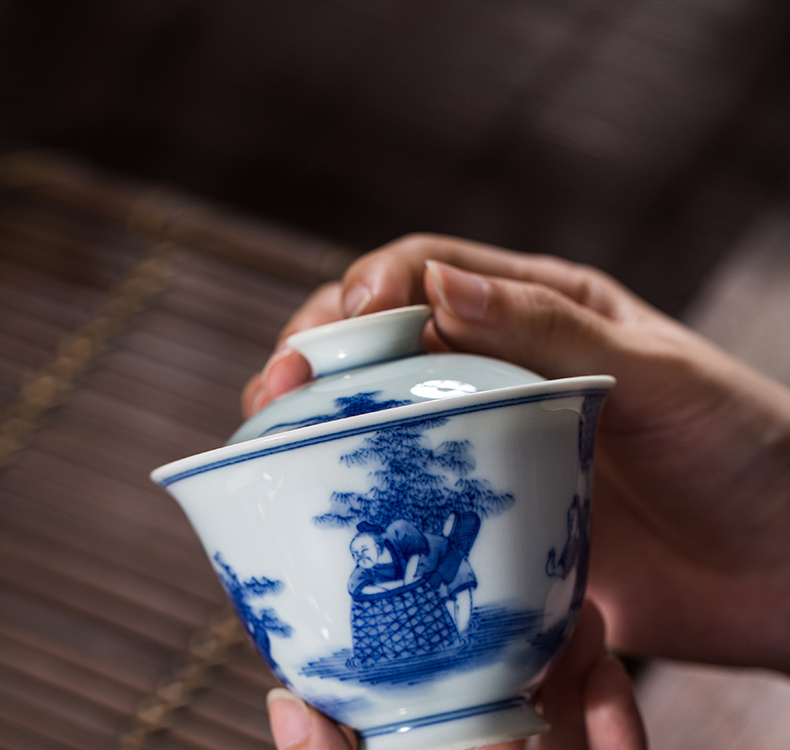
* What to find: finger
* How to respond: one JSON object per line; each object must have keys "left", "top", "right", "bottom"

{"left": 341, "top": 234, "right": 648, "bottom": 322}
{"left": 242, "top": 348, "right": 312, "bottom": 416}
{"left": 277, "top": 282, "right": 345, "bottom": 341}
{"left": 339, "top": 234, "right": 537, "bottom": 317}
{"left": 424, "top": 259, "right": 630, "bottom": 381}
{"left": 584, "top": 657, "right": 647, "bottom": 750}
{"left": 243, "top": 283, "right": 344, "bottom": 415}
{"left": 267, "top": 689, "right": 533, "bottom": 750}
{"left": 241, "top": 370, "right": 267, "bottom": 417}
{"left": 535, "top": 601, "right": 606, "bottom": 750}
{"left": 267, "top": 688, "right": 357, "bottom": 750}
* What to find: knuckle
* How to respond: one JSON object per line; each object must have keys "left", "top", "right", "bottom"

{"left": 385, "top": 232, "right": 451, "bottom": 259}
{"left": 282, "top": 282, "right": 341, "bottom": 336}
{"left": 536, "top": 257, "right": 628, "bottom": 321}
{"left": 516, "top": 284, "right": 581, "bottom": 348}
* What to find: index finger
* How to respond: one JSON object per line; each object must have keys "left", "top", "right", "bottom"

{"left": 242, "top": 282, "right": 342, "bottom": 415}
{"left": 342, "top": 234, "right": 649, "bottom": 324}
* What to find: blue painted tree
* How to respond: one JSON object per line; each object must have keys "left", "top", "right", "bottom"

{"left": 262, "top": 391, "right": 412, "bottom": 436}
{"left": 314, "top": 403, "right": 515, "bottom": 533}
{"left": 213, "top": 553, "right": 292, "bottom": 679}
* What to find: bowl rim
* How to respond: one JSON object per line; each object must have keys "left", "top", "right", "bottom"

{"left": 151, "top": 374, "right": 615, "bottom": 488}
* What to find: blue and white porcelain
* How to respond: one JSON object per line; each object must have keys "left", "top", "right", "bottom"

{"left": 151, "top": 305, "right": 615, "bottom": 750}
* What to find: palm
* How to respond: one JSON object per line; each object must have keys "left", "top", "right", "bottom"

{"left": 588, "top": 351, "right": 790, "bottom": 665}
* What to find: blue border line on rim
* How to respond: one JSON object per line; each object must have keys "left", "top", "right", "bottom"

{"left": 360, "top": 696, "right": 529, "bottom": 738}
{"left": 158, "top": 388, "right": 609, "bottom": 487}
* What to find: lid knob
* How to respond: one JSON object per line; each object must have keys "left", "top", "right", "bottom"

{"left": 286, "top": 305, "right": 432, "bottom": 377}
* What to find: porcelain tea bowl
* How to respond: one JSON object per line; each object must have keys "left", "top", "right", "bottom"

{"left": 151, "top": 305, "right": 615, "bottom": 750}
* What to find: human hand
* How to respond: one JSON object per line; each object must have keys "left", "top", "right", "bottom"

{"left": 244, "top": 234, "right": 790, "bottom": 672}
{"left": 265, "top": 601, "right": 645, "bottom": 750}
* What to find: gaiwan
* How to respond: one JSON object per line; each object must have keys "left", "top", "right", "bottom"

{"left": 151, "top": 305, "right": 614, "bottom": 750}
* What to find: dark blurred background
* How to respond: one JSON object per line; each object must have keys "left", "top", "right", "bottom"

{"left": 2, "top": 0, "right": 789, "bottom": 315}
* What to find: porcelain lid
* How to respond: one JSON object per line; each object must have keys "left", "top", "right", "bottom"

{"left": 228, "top": 306, "right": 545, "bottom": 444}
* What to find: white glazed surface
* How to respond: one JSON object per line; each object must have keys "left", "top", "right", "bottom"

{"left": 152, "top": 376, "right": 613, "bottom": 749}
{"left": 286, "top": 304, "right": 433, "bottom": 377}
{"left": 228, "top": 352, "right": 545, "bottom": 443}
{"left": 152, "top": 304, "right": 613, "bottom": 750}
{"left": 230, "top": 304, "right": 544, "bottom": 444}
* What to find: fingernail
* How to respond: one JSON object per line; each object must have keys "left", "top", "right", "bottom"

{"left": 426, "top": 260, "right": 489, "bottom": 321}
{"left": 343, "top": 285, "right": 372, "bottom": 318}
{"left": 262, "top": 346, "right": 296, "bottom": 382}
{"left": 261, "top": 346, "right": 297, "bottom": 400}
{"left": 267, "top": 688, "right": 312, "bottom": 749}
{"left": 250, "top": 384, "right": 273, "bottom": 413}
{"left": 262, "top": 346, "right": 313, "bottom": 399}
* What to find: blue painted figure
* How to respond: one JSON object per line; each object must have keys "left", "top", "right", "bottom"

{"left": 432, "top": 510, "right": 480, "bottom": 633}
{"left": 348, "top": 520, "right": 430, "bottom": 596}
{"left": 347, "top": 512, "right": 481, "bottom": 664}
{"left": 347, "top": 521, "right": 458, "bottom": 664}
{"left": 306, "top": 393, "right": 521, "bottom": 673}
{"left": 546, "top": 495, "right": 586, "bottom": 581}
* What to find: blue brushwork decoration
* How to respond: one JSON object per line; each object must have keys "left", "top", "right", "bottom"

{"left": 213, "top": 552, "right": 292, "bottom": 682}
{"left": 313, "top": 400, "right": 514, "bottom": 532}
{"left": 302, "top": 392, "right": 531, "bottom": 684}
{"left": 302, "top": 605, "right": 545, "bottom": 686}
{"left": 260, "top": 391, "right": 412, "bottom": 436}
{"left": 539, "top": 393, "right": 603, "bottom": 658}
{"left": 546, "top": 495, "right": 587, "bottom": 581}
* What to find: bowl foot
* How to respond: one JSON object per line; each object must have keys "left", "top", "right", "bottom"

{"left": 358, "top": 697, "right": 548, "bottom": 750}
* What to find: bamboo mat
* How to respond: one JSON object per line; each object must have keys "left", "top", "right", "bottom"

{"left": 0, "top": 152, "right": 355, "bottom": 750}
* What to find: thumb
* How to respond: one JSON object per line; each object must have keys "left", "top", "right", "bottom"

{"left": 267, "top": 688, "right": 357, "bottom": 750}
{"left": 424, "top": 260, "right": 628, "bottom": 381}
